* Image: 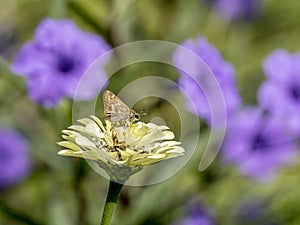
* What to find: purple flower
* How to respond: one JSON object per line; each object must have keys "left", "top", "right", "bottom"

{"left": 233, "top": 200, "right": 279, "bottom": 225}
{"left": 0, "top": 127, "right": 31, "bottom": 189}
{"left": 171, "top": 200, "right": 215, "bottom": 225}
{"left": 258, "top": 49, "right": 300, "bottom": 136}
{"left": 12, "top": 19, "right": 110, "bottom": 108}
{"left": 222, "top": 107, "right": 297, "bottom": 182}
{"left": 213, "top": 0, "right": 261, "bottom": 21}
{"left": 174, "top": 37, "right": 241, "bottom": 124}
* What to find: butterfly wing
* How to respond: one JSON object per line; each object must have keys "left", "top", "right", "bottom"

{"left": 103, "top": 90, "right": 139, "bottom": 126}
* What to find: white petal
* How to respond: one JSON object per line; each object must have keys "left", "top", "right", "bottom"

{"left": 147, "top": 154, "right": 166, "bottom": 159}
{"left": 58, "top": 141, "right": 81, "bottom": 151}
{"left": 166, "top": 146, "right": 185, "bottom": 154}
{"left": 91, "top": 116, "right": 106, "bottom": 131}
{"left": 75, "top": 135, "right": 96, "bottom": 147}
{"left": 85, "top": 123, "right": 101, "bottom": 137}
{"left": 77, "top": 118, "right": 94, "bottom": 125}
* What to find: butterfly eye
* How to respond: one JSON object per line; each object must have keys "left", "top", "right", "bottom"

{"left": 134, "top": 114, "right": 140, "bottom": 119}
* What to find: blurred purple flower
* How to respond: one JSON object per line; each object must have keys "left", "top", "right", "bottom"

{"left": 213, "top": 0, "right": 261, "bottom": 21}
{"left": 173, "top": 37, "right": 241, "bottom": 124}
{"left": 12, "top": 18, "right": 110, "bottom": 108}
{"left": 171, "top": 200, "right": 215, "bottom": 225}
{"left": 0, "top": 127, "right": 31, "bottom": 189}
{"left": 258, "top": 49, "right": 300, "bottom": 136}
{"left": 222, "top": 107, "right": 297, "bottom": 182}
{"left": 233, "top": 199, "right": 280, "bottom": 225}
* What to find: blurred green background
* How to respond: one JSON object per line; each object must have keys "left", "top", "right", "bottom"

{"left": 1, "top": 0, "right": 300, "bottom": 225}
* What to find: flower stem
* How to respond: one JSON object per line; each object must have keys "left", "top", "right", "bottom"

{"left": 100, "top": 180, "right": 124, "bottom": 225}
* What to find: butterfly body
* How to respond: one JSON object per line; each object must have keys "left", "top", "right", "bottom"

{"left": 103, "top": 90, "right": 140, "bottom": 127}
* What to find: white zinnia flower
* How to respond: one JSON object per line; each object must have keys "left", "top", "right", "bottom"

{"left": 58, "top": 116, "right": 184, "bottom": 182}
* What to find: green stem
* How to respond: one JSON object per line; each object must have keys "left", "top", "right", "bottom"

{"left": 100, "top": 180, "right": 124, "bottom": 225}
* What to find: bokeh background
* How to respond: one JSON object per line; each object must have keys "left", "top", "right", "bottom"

{"left": 1, "top": 0, "right": 300, "bottom": 224}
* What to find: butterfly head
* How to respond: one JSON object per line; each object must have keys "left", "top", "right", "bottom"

{"left": 130, "top": 110, "right": 140, "bottom": 122}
